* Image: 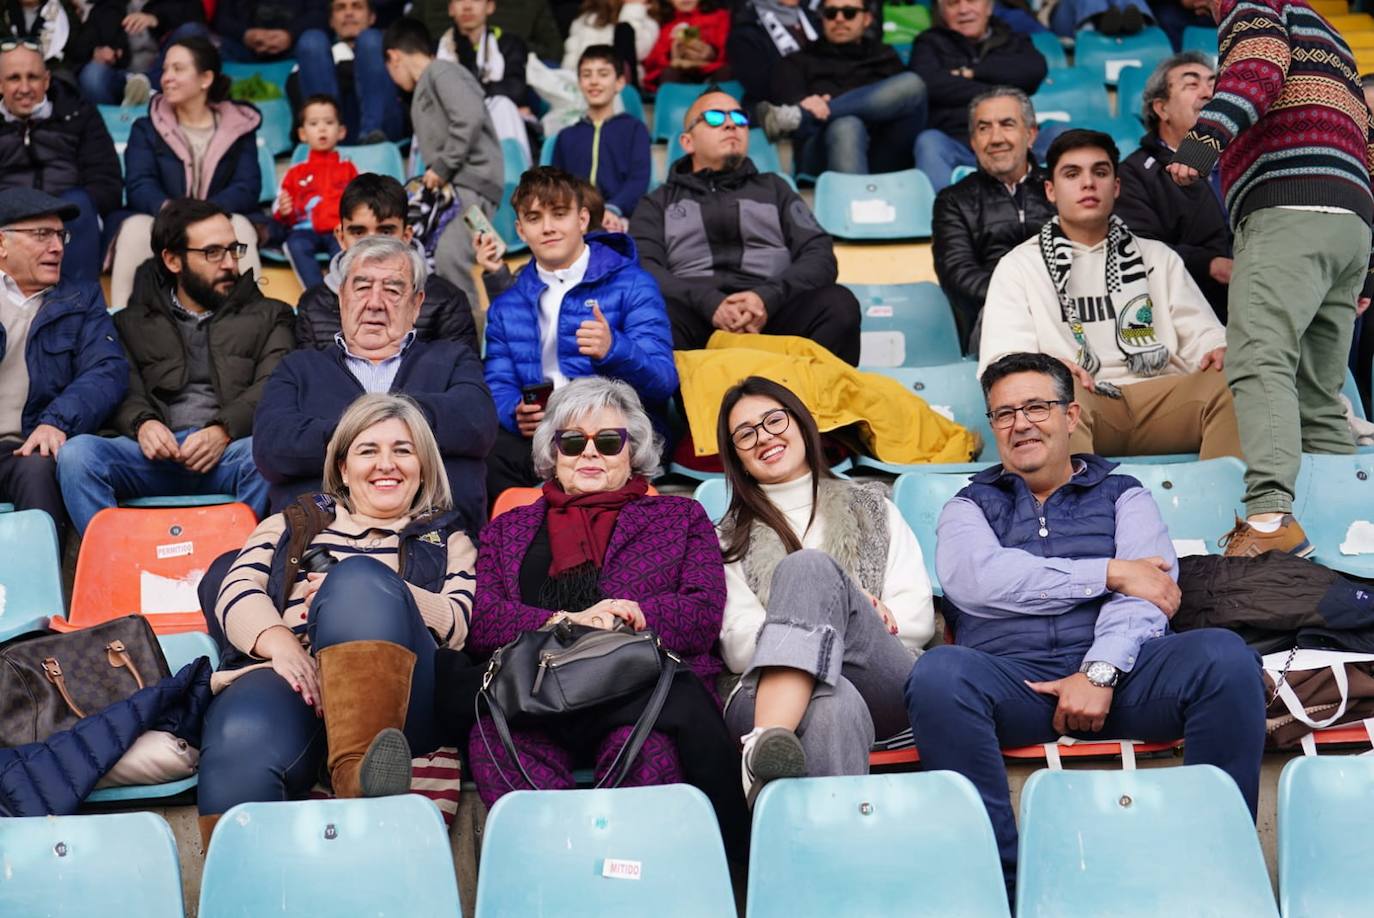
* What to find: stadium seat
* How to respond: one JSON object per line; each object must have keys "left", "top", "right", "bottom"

{"left": 666, "top": 129, "right": 782, "bottom": 177}
{"left": 619, "top": 84, "right": 646, "bottom": 125}
{"left": 1031, "top": 68, "right": 1113, "bottom": 124}
{"left": 476, "top": 785, "right": 735, "bottom": 917}
{"left": 539, "top": 131, "right": 557, "bottom": 166}
{"left": 1278, "top": 756, "right": 1374, "bottom": 918}
{"left": 1114, "top": 457, "right": 1245, "bottom": 555}
{"left": 501, "top": 137, "right": 531, "bottom": 186}
{"left": 1017, "top": 765, "right": 1279, "bottom": 918}
{"left": 1181, "top": 25, "right": 1219, "bottom": 59}
{"left": 122, "top": 495, "right": 235, "bottom": 508}
{"left": 813, "top": 169, "right": 935, "bottom": 240}
{"left": 858, "top": 364, "right": 997, "bottom": 473}
{"left": 1341, "top": 365, "right": 1366, "bottom": 420}
{"left": 949, "top": 164, "right": 976, "bottom": 185}
{"left": 257, "top": 140, "right": 277, "bottom": 204}
{"left": 1073, "top": 27, "right": 1173, "bottom": 85}
{"left": 1031, "top": 30, "right": 1069, "bottom": 70}
{"left": 1293, "top": 452, "right": 1374, "bottom": 578}
{"left": 0, "top": 812, "right": 184, "bottom": 918}
{"left": 1071, "top": 114, "right": 1144, "bottom": 159}
{"left": 291, "top": 141, "right": 408, "bottom": 183}
{"left": 890, "top": 471, "right": 971, "bottom": 594}
{"left": 847, "top": 281, "right": 962, "bottom": 367}
{"left": 692, "top": 478, "right": 729, "bottom": 523}
{"left": 221, "top": 59, "right": 298, "bottom": 92}
{"left": 199, "top": 796, "right": 460, "bottom": 918}
{"left": 54, "top": 503, "right": 259, "bottom": 636}
{"left": 256, "top": 97, "right": 294, "bottom": 155}
{"left": 0, "top": 509, "right": 63, "bottom": 643}
{"left": 96, "top": 104, "right": 140, "bottom": 145}
{"left": 650, "top": 80, "right": 743, "bottom": 142}
{"left": 1325, "top": 12, "right": 1374, "bottom": 31}
{"left": 747, "top": 773, "right": 1010, "bottom": 918}
{"left": 1116, "top": 64, "right": 1148, "bottom": 129}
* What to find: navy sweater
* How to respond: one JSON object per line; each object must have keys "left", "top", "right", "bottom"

{"left": 552, "top": 113, "right": 652, "bottom": 218}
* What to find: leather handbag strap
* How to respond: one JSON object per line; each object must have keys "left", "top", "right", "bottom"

{"left": 41, "top": 658, "right": 87, "bottom": 719}
{"left": 106, "top": 640, "right": 146, "bottom": 690}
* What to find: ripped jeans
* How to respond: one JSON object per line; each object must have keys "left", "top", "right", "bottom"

{"left": 724, "top": 549, "right": 917, "bottom": 775}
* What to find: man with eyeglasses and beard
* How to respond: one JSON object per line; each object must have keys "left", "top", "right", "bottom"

{"left": 633, "top": 90, "right": 861, "bottom": 364}
{"left": 57, "top": 198, "right": 293, "bottom": 533}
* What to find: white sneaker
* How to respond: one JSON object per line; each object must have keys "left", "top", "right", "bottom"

{"left": 756, "top": 102, "right": 802, "bottom": 142}
{"left": 740, "top": 726, "right": 807, "bottom": 807}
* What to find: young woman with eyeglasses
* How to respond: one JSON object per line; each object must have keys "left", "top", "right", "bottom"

{"left": 716, "top": 376, "right": 934, "bottom": 802}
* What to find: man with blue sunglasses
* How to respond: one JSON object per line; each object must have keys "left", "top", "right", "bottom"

{"left": 633, "top": 90, "right": 861, "bottom": 365}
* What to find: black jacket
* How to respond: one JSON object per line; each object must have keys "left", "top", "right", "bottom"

{"left": 1116, "top": 133, "right": 1232, "bottom": 322}
{"left": 931, "top": 160, "right": 1055, "bottom": 350}
{"left": 296, "top": 273, "right": 478, "bottom": 353}
{"left": 453, "top": 29, "right": 530, "bottom": 104}
{"left": 65, "top": 0, "right": 205, "bottom": 70}
{"left": 213, "top": 0, "right": 328, "bottom": 42}
{"left": 771, "top": 36, "right": 904, "bottom": 103}
{"left": 726, "top": 1, "right": 822, "bottom": 106}
{"left": 0, "top": 79, "right": 123, "bottom": 215}
{"left": 909, "top": 19, "right": 1046, "bottom": 140}
{"left": 115, "top": 261, "right": 296, "bottom": 440}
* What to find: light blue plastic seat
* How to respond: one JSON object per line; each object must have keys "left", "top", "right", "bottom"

{"left": 199, "top": 796, "right": 459, "bottom": 918}
{"left": 891, "top": 471, "right": 977, "bottom": 595}
{"left": 1071, "top": 113, "right": 1144, "bottom": 158}
{"left": 221, "top": 58, "right": 298, "bottom": 92}
{"left": 856, "top": 364, "right": 998, "bottom": 473}
{"left": 539, "top": 131, "right": 557, "bottom": 166}
{"left": 1017, "top": 765, "right": 1279, "bottom": 918}
{"left": 666, "top": 455, "right": 852, "bottom": 483}
{"left": 476, "top": 785, "right": 733, "bottom": 917}
{"left": 0, "top": 509, "right": 63, "bottom": 643}
{"left": 256, "top": 97, "right": 293, "bottom": 155}
{"left": 257, "top": 140, "right": 277, "bottom": 204}
{"left": 1031, "top": 68, "right": 1113, "bottom": 125}
{"left": 693, "top": 478, "right": 730, "bottom": 523}
{"left": 1031, "top": 29, "right": 1069, "bottom": 70}
{"left": 847, "top": 282, "right": 961, "bottom": 367}
{"left": 1182, "top": 25, "right": 1220, "bottom": 60}
{"left": 1116, "top": 64, "right": 1149, "bottom": 130}
{"left": 96, "top": 104, "right": 140, "bottom": 145}
{"left": 1293, "top": 452, "right": 1374, "bottom": 578}
{"left": 501, "top": 137, "right": 531, "bottom": 186}
{"left": 0, "top": 503, "right": 13, "bottom": 512}
{"left": 1113, "top": 457, "right": 1244, "bottom": 553}
{"left": 747, "top": 773, "right": 1010, "bottom": 918}
{"left": 619, "top": 83, "right": 646, "bottom": 125}
{"left": 950, "top": 163, "right": 976, "bottom": 185}
{"left": 651, "top": 82, "right": 706, "bottom": 142}
{"left": 1073, "top": 27, "right": 1174, "bottom": 85}
{"left": 0, "top": 812, "right": 184, "bottom": 917}
{"left": 1341, "top": 365, "right": 1364, "bottom": 420}
{"left": 814, "top": 169, "right": 935, "bottom": 240}
{"left": 1278, "top": 756, "right": 1374, "bottom": 918}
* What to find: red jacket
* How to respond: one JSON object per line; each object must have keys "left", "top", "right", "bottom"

{"left": 642, "top": 9, "right": 731, "bottom": 90}
{"left": 274, "top": 149, "right": 359, "bottom": 233}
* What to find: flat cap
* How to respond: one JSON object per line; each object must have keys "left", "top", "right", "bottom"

{"left": 0, "top": 188, "right": 80, "bottom": 226}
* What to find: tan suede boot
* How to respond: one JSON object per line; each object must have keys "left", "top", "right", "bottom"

{"left": 317, "top": 640, "right": 416, "bottom": 798}
{"left": 198, "top": 814, "right": 221, "bottom": 855}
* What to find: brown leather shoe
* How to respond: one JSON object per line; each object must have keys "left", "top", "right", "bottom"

{"left": 1219, "top": 514, "right": 1314, "bottom": 558}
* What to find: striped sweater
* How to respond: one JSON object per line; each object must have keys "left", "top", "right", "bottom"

{"left": 215, "top": 506, "right": 476, "bottom": 664}
{"left": 1172, "top": 0, "right": 1374, "bottom": 227}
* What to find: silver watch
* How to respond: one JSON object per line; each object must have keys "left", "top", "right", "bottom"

{"left": 1081, "top": 660, "right": 1121, "bottom": 688}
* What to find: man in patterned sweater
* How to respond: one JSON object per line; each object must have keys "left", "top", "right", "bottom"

{"left": 1167, "top": 0, "right": 1374, "bottom": 558}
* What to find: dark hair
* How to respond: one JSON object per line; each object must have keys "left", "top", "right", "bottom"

{"left": 979, "top": 352, "right": 1075, "bottom": 405}
{"left": 383, "top": 17, "right": 434, "bottom": 56}
{"left": 151, "top": 197, "right": 230, "bottom": 280}
{"left": 655, "top": 0, "right": 718, "bottom": 22}
{"left": 1045, "top": 128, "right": 1118, "bottom": 176}
{"left": 511, "top": 165, "right": 585, "bottom": 216}
{"left": 716, "top": 377, "right": 836, "bottom": 564}
{"left": 339, "top": 172, "right": 409, "bottom": 224}
{"left": 578, "top": 178, "right": 606, "bottom": 230}
{"left": 577, "top": 44, "right": 621, "bottom": 74}
{"left": 298, "top": 93, "right": 344, "bottom": 130}
{"left": 168, "top": 35, "right": 231, "bottom": 104}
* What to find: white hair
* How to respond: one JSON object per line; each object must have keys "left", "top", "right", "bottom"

{"left": 531, "top": 377, "right": 663, "bottom": 480}
{"left": 337, "top": 234, "right": 427, "bottom": 293}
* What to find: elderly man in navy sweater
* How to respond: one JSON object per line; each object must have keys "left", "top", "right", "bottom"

{"left": 905, "top": 351, "right": 1265, "bottom": 890}
{"left": 253, "top": 234, "right": 496, "bottom": 532}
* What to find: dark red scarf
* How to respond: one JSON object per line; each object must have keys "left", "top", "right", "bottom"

{"left": 542, "top": 476, "right": 650, "bottom": 576}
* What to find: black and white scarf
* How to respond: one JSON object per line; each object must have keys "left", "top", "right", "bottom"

{"left": 1037, "top": 214, "right": 1170, "bottom": 399}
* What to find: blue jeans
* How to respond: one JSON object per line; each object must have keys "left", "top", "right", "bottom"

{"left": 294, "top": 28, "right": 404, "bottom": 139}
{"left": 1050, "top": 0, "right": 1154, "bottom": 35}
{"left": 197, "top": 556, "right": 439, "bottom": 815}
{"left": 56, "top": 430, "right": 269, "bottom": 533}
{"left": 77, "top": 22, "right": 210, "bottom": 104}
{"left": 283, "top": 228, "right": 340, "bottom": 290}
{"left": 58, "top": 188, "right": 101, "bottom": 285}
{"left": 915, "top": 124, "right": 1068, "bottom": 191}
{"left": 796, "top": 72, "right": 927, "bottom": 176}
{"left": 905, "top": 628, "right": 1265, "bottom": 886}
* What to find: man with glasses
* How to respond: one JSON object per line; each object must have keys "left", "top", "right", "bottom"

{"left": 0, "top": 40, "right": 123, "bottom": 284}
{"left": 633, "top": 90, "right": 861, "bottom": 364}
{"left": 906, "top": 350, "right": 1265, "bottom": 892}
{"left": 979, "top": 129, "right": 1238, "bottom": 462}
{"left": 253, "top": 233, "right": 496, "bottom": 532}
{"left": 754, "top": 0, "right": 925, "bottom": 176}
{"left": 0, "top": 188, "right": 128, "bottom": 550}
{"left": 57, "top": 199, "right": 292, "bottom": 533}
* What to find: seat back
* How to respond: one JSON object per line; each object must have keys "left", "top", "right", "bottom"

{"left": 666, "top": 130, "right": 782, "bottom": 178}
{"left": 891, "top": 471, "right": 976, "bottom": 595}
{"left": 1293, "top": 452, "right": 1374, "bottom": 578}
{"left": 257, "top": 140, "right": 277, "bottom": 204}
{"left": 1031, "top": 30, "right": 1069, "bottom": 69}
{"left": 1113, "top": 457, "right": 1245, "bottom": 555}
{"left": 198, "top": 797, "right": 458, "bottom": 917}
{"left": 501, "top": 137, "right": 531, "bottom": 186}
{"left": 0, "top": 812, "right": 184, "bottom": 917}
{"left": 747, "top": 773, "right": 1010, "bottom": 918}
{"left": 289, "top": 141, "right": 409, "bottom": 183}
{"left": 256, "top": 97, "right": 294, "bottom": 155}
{"left": 66, "top": 503, "right": 259, "bottom": 635}
{"left": 650, "top": 81, "right": 740, "bottom": 141}
{"left": 476, "top": 785, "right": 734, "bottom": 917}
{"left": 1180, "top": 25, "right": 1219, "bottom": 59}
{"left": 1278, "top": 756, "right": 1374, "bottom": 917}
{"left": 1073, "top": 27, "right": 1173, "bottom": 84}
{"left": 0, "top": 509, "right": 63, "bottom": 643}
{"left": 1341, "top": 365, "right": 1365, "bottom": 419}
{"left": 1031, "top": 68, "right": 1113, "bottom": 124}
{"left": 1017, "top": 765, "right": 1278, "bottom": 917}
{"left": 847, "top": 282, "right": 961, "bottom": 367}
{"left": 96, "top": 104, "right": 140, "bottom": 145}
{"left": 869, "top": 363, "right": 996, "bottom": 461}
{"left": 619, "top": 83, "right": 647, "bottom": 124}
{"left": 492, "top": 484, "right": 659, "bottom": 519}
{"left": 692, "top": 478, "right": 730, "bottom": 524}
{"left": 1115, "top": 64, "right": 1149, "bottom": 129}
{"left": 814, "top": 169, "right": 935, "bottom": 240}
{"left": 539, "top": 131, "right": 558, "bottom": 166}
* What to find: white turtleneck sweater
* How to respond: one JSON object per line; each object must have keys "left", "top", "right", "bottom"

{"left": 718, "top": 474, "right": 935, "bottom": 673}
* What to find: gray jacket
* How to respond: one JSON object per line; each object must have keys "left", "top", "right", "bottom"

{"left": 412, "top": 59, "right": 505, "bottom": 206}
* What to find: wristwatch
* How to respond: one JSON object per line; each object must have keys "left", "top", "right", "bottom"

{"left": 1081, "top": 660, "right": 1121, "bottom": 688}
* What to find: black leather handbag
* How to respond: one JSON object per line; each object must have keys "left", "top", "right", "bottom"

{"left": 476, "top": 620, "right": 679, "bottom": 791}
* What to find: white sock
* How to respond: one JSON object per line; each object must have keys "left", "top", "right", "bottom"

{"left": 1249, "top": 516, "right": 1284, "bottom": 533}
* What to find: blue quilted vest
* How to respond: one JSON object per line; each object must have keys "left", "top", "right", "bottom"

{"left": 947, "top": 454, "right": 1141, "bottom": 666}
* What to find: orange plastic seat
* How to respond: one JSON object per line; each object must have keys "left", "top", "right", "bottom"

{"left": 52, "top": 503, "right": 259, "bottom": 635}
{"left": 490, "top": 484, "right": 659, "bottom": 519}
{"left": 868, "top": 739, "right": 1181, "bottom": 769}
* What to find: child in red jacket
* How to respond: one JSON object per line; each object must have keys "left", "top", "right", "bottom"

{"left": 275, "top": 94, "right": 358, "bottom": 289}
{"left": 641, "top": 0, "right": 730, "bottom": 92}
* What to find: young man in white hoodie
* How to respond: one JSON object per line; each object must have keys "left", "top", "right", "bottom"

{"left": 979, "top": 128, "right": 1239, "bottom": 461}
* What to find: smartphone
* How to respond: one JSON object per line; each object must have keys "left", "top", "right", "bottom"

{"left": 680, "top": 25, "right": 700, "bottom": 40}
{"left": 463, "top": 204, "right": 507, "bottom": 259}
{"left": 521, "top": 380, "right": 555, "bottom": 410}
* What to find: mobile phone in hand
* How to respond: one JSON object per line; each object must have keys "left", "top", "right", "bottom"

{"left": 521, "top": 380, "right": 555, "bottom": 410}
{"left": 463, "top": 204, "right": 507, "bottom": 258}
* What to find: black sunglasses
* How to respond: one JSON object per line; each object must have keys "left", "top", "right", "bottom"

{"left": 689, "top": 108, "right": 750, "bottom": 130}
{"left": 554, "top": 428, "right": 630, "bottom": 457}
{"left": 822, "top": 6, "right": 865, "bottom": 18}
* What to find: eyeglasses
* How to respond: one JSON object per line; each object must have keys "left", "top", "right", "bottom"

{"left": 731, "top": 409, "right": 790, "bottom": 450}
{"left": 554, "top": 428, "right": 630, "bottom": 458}
{"left": 986, "top": 399, "right": 1067, "bottom": 429}
{"left": 689, "top": 108, "right": 750, "bottom": 130}
{"left": 1, "top": 226, "right": 69, "bottom": 245}
{"left": 180, "top": 242, "right": 249, "bottom": 263}
{"left": 821, "top": 6, "right": 865, "bottom": 19}
{"left": 0, "top": 39, "right": 41, "bottom": 53}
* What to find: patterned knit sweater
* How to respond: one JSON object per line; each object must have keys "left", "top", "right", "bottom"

{"left": 1172, "top": 0, "right": 1374, "bottom": 227}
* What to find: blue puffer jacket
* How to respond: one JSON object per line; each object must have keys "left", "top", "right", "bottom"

{"left": 0, "top": 279, "right": 129, "bottom": 437}
{"left": 484, "top": 233, "right": 678, "bottom": 433}
{"left": 123, "top": 94, "right": 262, "bottom": 216}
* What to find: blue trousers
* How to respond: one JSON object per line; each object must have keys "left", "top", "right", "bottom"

{"left": 294, "top": 28, "right": 405, "bottom": 140}
{"left": 795, "top": 72, "right": 927, "bottom": 176}
{"left": 904, "top": 628, "right": 1265, "bottom": 884}
{"left": 1050, "top": 0, "right": 1154, "bottom": 35}
{"left": 283, "top": 229, "right": 339, "bottom": 290}
{"left": 914, "top": 123, "right": 1068, "bottom": 192}
{"left": 57, "top": 188, "right": 101, "bottom": 285}
{"left": 197, "top": 556, "right": 440, "bottom": 816}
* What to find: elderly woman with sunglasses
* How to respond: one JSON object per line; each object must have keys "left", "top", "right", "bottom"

{"left": 464, "top": 376, "right": 749, "bottom": 858}
{"left": 716, "top": 377, "right": 935, "bottom": 803}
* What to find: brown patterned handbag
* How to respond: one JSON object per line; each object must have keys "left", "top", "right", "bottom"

{"left": 0, "top": 614, "right": 171, "bottom": 747}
